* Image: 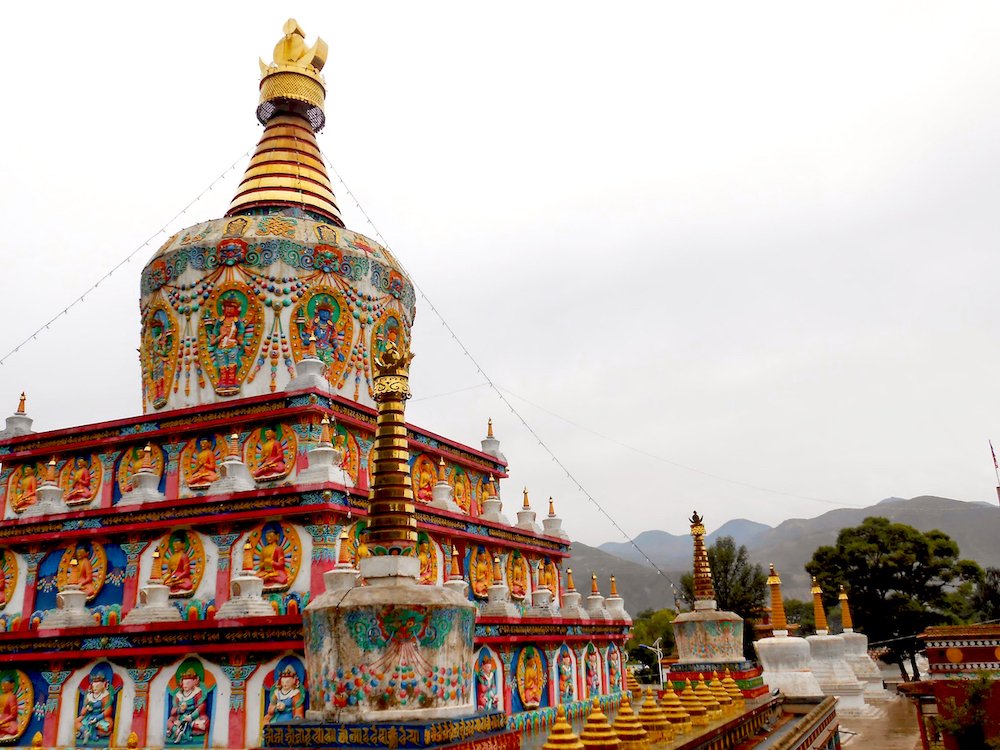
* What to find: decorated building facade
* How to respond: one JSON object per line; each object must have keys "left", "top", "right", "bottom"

{"left": 0, "top": 21, "right": 630, "bottom": 748}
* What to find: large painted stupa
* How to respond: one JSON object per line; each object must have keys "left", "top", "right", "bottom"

{"left": 0, "top": 20, "right": 633, "bottom": 749}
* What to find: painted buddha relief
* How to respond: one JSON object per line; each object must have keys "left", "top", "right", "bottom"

{"left": 515, "top": 646, "right": 546, "bottom": 710}
{"left": 505, "top": 551, "right": 529, "bottom": 600}
{"left": 60, "top": 455, "right": 102, "bottom": 507}
{"left": 537, "top": 558, "right": 558, "bottom": 593}
{"left": 247, "top": 521, "right": 302, "bottom": 591}
{"left": 469, "top": 546, "right": 493, "bottom": 599}
{"left": 165, "top": 659, "right": 214, "bottom": 747}
{"left": 475, "top": 650, "right": 499, "bottom": 711}
{"left": 116, "top": 445, "right": 165, "bottom": 496}
{"left": 142, "top": 305, "right": 179, "bottom": 409}
{"left": 343, "top": 521, "right": 369, "bottom": 566}
{"left": 57, "top": 543, "right": 108, "bottom": 601}
{"left": 180, "top": 435, "right": 226, "bottom": 490}
{"left": 199, "top": 285, "right": 262, "bottom": 397}
{"left": 335, "top": 425, "right": 360, "bottom": 484}
{"left": 607, "top": 644, "right": 621, "bottom": 691}
{"left": 585, "top": 643, "right": 601, "bottom": 697}
{"left": 0, "top": 550, "right": 16, "bottom": 611}
{"left": 0, "top": 670, "right": 32, "bottom": 742}
{"left": 74, "top": 663, "right": 122, "bottom": 747}
{"left": 450, "top": 467, "right": 472, "bottom": 514}
{"left": 290, "top": 286, "right": 353, "bottom": 386}
{"left": 411, "top": 454, "right": 436, "bottom": 503}
{"left": 416, "top": 532, "right": 438, "bottom": 585}
{"left": 261, "top": 657, "right": 307, "bottom": 725}
{"left": 156, "top": 531, "right": 205, "bottom": 597}
{"left": 7, "top": 463, "right": 42, "bottom": 514}
{"left": 557, "top": 646, "right": 575, "bottom": 703}
{"left": 246, "top": 425, "right": 297, "bottom": 482}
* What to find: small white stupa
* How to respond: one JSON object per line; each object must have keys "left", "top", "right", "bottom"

{"left": 838, "top": 586, "right": 890, "bottom": 701}
{"left": 805, "top": 577, "right": 868, "bottom": 714}
{"left": 123, "top": 548, "right": 182, "bottom": 624}
{"left": 0, "top": 392, "right": 35, "bottom": 439}
{"left": 754, "top": 565, "right": 822, "bottom": 696}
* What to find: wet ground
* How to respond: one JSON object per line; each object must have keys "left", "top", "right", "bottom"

{"left": 837, "top": 697, "right": 921, "bottom": 749}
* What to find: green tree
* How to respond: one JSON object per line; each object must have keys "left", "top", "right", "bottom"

{"left": 783, "top": 598, "right": 815, "bottom": 635}
{"left": 806, "top": 516, "right": 983, "bottom": 681}
{"left": 625, "top": 608, "right": 675, "bottom": 684}
{"left": 680, "top": 536, "right": 767, "bottom": 655}
{"left": 970, "top": 567, "right": 1000, "bottom": 623}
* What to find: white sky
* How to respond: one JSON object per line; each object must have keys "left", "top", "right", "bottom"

{"left": 2, "top": 2, "right": 1000, "bottom": 547}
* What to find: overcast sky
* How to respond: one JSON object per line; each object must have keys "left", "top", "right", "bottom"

{"left": 2, "top": 2, "right": 1000, "bottom": 548}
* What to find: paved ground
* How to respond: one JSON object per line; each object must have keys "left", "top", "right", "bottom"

{"left": 839, "top": 696, "right": 922, "bottom": 749}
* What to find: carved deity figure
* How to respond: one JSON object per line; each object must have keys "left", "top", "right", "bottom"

{"left": 71, "top": 546, "right": 96, "bottom": 597}
{"left": 417, "top": 540, "right": 436, "bottom": 585}
{"left": 608, "top": 649, "right": 620, "bottom": 690}
{"left": 254, "top": 429, "right": 288, "bottom": 480}
{"left": 0, "top": 673, "right": 18, "bottom": 738}
{"left": 75, "top": 667, "right": 114, "bottom": 744}
{"left": 558, "top": 650, "right": 574, "bottom": 703}
{"left": 148, "top": 317, "right": 173, "bottom": 405}
{"left": 66, "top": 458, "right": 94, "bottom": 504}
{"left": 188, "top": 439, "right": 219, "bottom": 487}
{"left": 296, "top": 299, "right": 346, "bottom": 365}
{"left": 263, "top": 664, "right": 306, "bottom": 724}
{"left": 415, "top": 464, "right": 434, "bottom": 503}
{"left": 477, "top": 656, "right": 498, "bottom": 711}
{"left": 162, "top": 535, "right": 194, "bottom": 595}
{"left": 508, "top": 555, "right": 527, "bottom": 599}
{"left": 207, "top": 296, "right": 248, "bottom": 392}
{"left": 586, "top": 647, "right": 601, "bottom": 697}
{"left": 256, "top": 525, "right": 289, "bottom": 586}
{"left": 11, "top": 466, "right": 38, "bottom": 513}
{"left": 471, "top": 548, "right": 493, "bottom": 598}
{"left": 166, "top": 666, "right": 209, "bottom": 745}
{"left": 519, "top": 648, "right": 544, "bottom": 709}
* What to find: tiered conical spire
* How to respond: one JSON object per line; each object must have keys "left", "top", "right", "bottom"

{"left": 708, "top": 671, "right": 733, "bottom": 715}
{"left": 722, "top": 668, "right": 744, "bottom": 710}
{"left": 610, "top": 693, "right": 648, "bottom": 750}
{"left": 811, "top": 577, "right": 829, "bottom": 633}
{"left": 693, "top": 674, "right": 722, "bottom": 721}
{"left": 579, "top": 698, "right": 621, "bottom": 750}
{"left": 542, "top": 705, "right": 584, "bottom": 750}
{"left": 689, "top": 511, "right": 716, "bottom": 604}
{"left": 839, "top": 585, "right": 854, "bottom": 631}
{"left": 636, "top": 688, "right": 672, "bottom": 743}
{"left": 227, "top": 20, "right": 343, "bottom": 225}
{"left": 658, "top": 687, "right": 691, "bottom": 735}
{"left": 678, "top": 679, "right": 708, "bottom": 726}
{"left": 625, "top": 668, "right": 641, "bottom": 700}
{"left": 767, "top": 564, "right": 787, "bottom": 631}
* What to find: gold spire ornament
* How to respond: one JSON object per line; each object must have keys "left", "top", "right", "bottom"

{"left": 522, "top": 487, "right": 531, "bottom": 509}
{"left": 46, "top": 457, "right": 57, "bottom": 483}
{"left": 142, "top": 443, "right": 153, "bottom": 470}
{"left": 658, "top": 686, "right": 691, "bottom": 735}
{"left": 708, "top": 671, "right": 733, "bottom": 714}
{"left": 227, "top": 19, "right": 342, "bottom": 224}
{"left": 487, "top": 418, "right": 494, "bottom": 439}
{"left": 609, "top": 575, "right": 619, "bottom": 597}
{"left": 678, "top": 679, "right": 708, "bottom": 726}
{"left": 365, "top": 339, "right": 418, "bottom": 556}
{"left": 767, "top": 564, "right": 788, "bottom": 631}
{"left": 337, "top": 528, "right": 353, "bottom": 566}
{"left": 242, "top": 541, "right": 254, "bottom": 573}
{"left": 566, "top": 568, "right": 577, "bottom": 592}
{"left": 16, "top": 392, "right": 26, "bottom": 414}
{"left": 839, "top": 585, "right": 854, "bottom": 630}
{"left": 689, "top": 511, "right": 716, "bottom": 604}
{"left": 811, "top": 577, "right": 829, "bottom": 632}
{"left": 319, "top": 415, "right": 333, "bottom": 446}
{"left": 492, "top": 555, "right": 503, "bottom": 582}
{"left": 542, "top": 705, "right": 585, "bottom": 750}
{"left": 449, "top": 546, "right": 462, "bottom": 579}
{"left": 150, "top": 548, "right": 162, "bottom": 583}
{"left": 548, "top": 497, "right": 556, "bottom": 516}
{"left": 228, "top": 432, "right": 241, "bottom": 458}
{"left": 591, "top": 573, "right": 600, "bottom": 595}
{"left": 438, "top": 457, "right": 447, "bottom": 481}
{"left": 693, "top": 674, "right": 722, "bottom": 721}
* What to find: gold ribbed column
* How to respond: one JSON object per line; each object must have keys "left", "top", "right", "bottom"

{"left": 839, "top": 585, "right": 854, "bottom": 630}
{"left": 811, "top": 577, "right": 829, "bottom": 632}
{"left": 365, "top": 341, "right": 418, "bottom": 556}
{"left": 767, "top": 564, "right": 787, "bottom": 631}
{"left": 689, "top": 511, "right": 716, "bottom": 603}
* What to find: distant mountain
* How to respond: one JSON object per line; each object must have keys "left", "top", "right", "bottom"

{"left": 591, "top": 496, "right": 1000, "bottom": 610}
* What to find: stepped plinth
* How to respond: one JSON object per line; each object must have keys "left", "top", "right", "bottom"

{"left": 428, "top": 458, "right": 462, "bottom": 513}
{"left": 208, "top": 433, "right": 256, "bottom": 493}
{"left": 217, "top": 545, "right": 279, "bottom": 619}
{"left": 297, "top": 415, "right": 353, "bottom": 486}
{"left": 286, "top": 355, "right": 333, "bottom": 392}
{"left": 41, "top": 584, "right": 93, "bottom": 629}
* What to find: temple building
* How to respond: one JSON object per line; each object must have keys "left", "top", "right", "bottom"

{"left": 0, "top": 20, "right": 632, "bottom": 749}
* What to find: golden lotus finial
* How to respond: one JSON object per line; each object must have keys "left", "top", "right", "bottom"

{"left": 270, "top": 19, "right": 328, "bottom": 72}
{"left": 257, "top": 19, "right": 329, "bottom": 131}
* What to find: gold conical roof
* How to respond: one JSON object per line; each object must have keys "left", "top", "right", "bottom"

{"left": 542, "top": 705, "right": 585, "bottom": 750}
{"left": 611, "top": 693, "right": 649, "bottom": 750}
{"left": 708, "top": 671, "right": 733, "bottom": 714}
{"left": 693, "top": 674, "right": 722, "bottom": 721}
{"left": 227, "top": 20, "right": 343, "bottom": 225}
{"left": 722, "top": 668, "right": 745, "bottom": 709}
{"left": 580, "top": 698, "right": 621, "bottom": 750}
{"left": 636, "top": 688, "right": 673, "bottom": 743}
{"left": 658, "top": 686, "right": 691, "bottom": 732}
{"left": 678, "top": 679, "right": 708, "bottom": 726}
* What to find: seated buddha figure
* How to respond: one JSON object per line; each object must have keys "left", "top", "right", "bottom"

{"left": 254, "top": 429, "right": 287, "bottom": 480}
{"left": 11, "top": 465, "right": 38, "bottom": 512}
{"left": 471, "top": 548, "right": 493, "bottom": 597}
{"left": 508, "top": 556, "right": 527, "bottom": 599}
{"left": 66, "top": 458, "right": 94, "bottom": 504}
{"left": 188, "top": 438, "right": 219, "bottom": 487}
{"left": 161, "top": 536, "right": 194, "bottom": 595}
{"left": 256, "top": 525, "right": 289, "bottom": 587}
{"left": 0, "top": 674, "right": 19, "bottom": 738}
{"left": 71, "top": 546, "right": 96, "bottom": 597}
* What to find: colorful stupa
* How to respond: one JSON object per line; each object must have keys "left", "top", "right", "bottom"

{"left": 0, "top": 20, "right": 632, "bottom": 749}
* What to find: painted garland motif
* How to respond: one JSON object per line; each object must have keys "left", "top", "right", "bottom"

{"left": 246, "top": 521, "right": 302, "bottom": 593}
{"left": 0, "top": 550, "right": 17, "bottom": 612}
{"left": 198, "top": 284, "right": 263, "bottom": 397}
{"left": 156, "top": 530, "right": 206, "bottom": 598}
{"left": 289, "top": 285, "right": 354, "bottom": 386}
{"left": 56, "top": 542, "right": 108, "bottom": 602}
{"left": 0, "top": 669, "right": 33, "bottom": 742}
{"left": 117, "top": 445, "right": 165, "bottom": 496}
{"left": 411, "top": 454, "right": 437, "bottom": 504}
{"left": 59, "top": 455, "right": 103, "bottom": 507}
{"left": 245, "top": 425, "right": 297, "bottom": 482}
{"left": 516, "top": 646, "right": 546, "bottom": 710}
{"left": 180, "top": 435, "right": 227, "bottom": 490}
{"left": 142, "top": 304, "right": 180, "bottom": 410}
{"left": 6, "top": 463, "right": 43, "bottom": 515}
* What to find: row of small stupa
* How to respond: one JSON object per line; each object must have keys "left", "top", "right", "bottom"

{"left": 754, "top": 566, "right": 888, "bottom": 714}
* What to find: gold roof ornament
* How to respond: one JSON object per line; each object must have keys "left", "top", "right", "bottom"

{"left": 548, "top": 497, "right": 556, "bottom": 517}
{"left": 487, "top": 418, "right": 494, "bottom": 439}
{"left": 227, "top": 19, "right": 343, "bottom": 225}
{"left": 16, "top": 392, "right": 26, "bottom": 414}
{"left": 566, "top": 568, "right": 577, "bottom": 592}
{"left": 839, "top": 585, "right": 854, "bottom": 631}
{"left": 522, "top": 487, "right": 531, "bottom": 510}
{"left": 438, "top": 457, "right": 447, "bottom": 481}
{"left": 767, "top": 564, "right": 787, "bottom": 631}
{"left": 811, "top": 577, "right": 829, "bottom": 632}
{"left": 689, "top": 511, "right": 716, "bottom": 604}
{"left": 319, "top": 415, "right": 333, "bottom": 446}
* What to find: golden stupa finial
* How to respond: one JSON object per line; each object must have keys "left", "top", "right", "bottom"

{"left": 487, "top": 474, "right": 496, "bottom": 497}
{"left": 438, "top": 456, "right": 447, "bottom": 481}
{"left": 591, "top": 572, "right": 600, "bottom": 595}
{"left": 767, "top": 564, "right": 787, "bottom": 631}
{"left": 610, "top": 575, "right": 618, "bottom": 597}
{"left": 228, "top": 432, "right": 240, "bottom": 458}
{"left": 257, "top": 20, "right": 328, "bottom": 127}
{"left": 31, "top": 732, "right": 43, "bottom": 749}
{"left": 487, "top": 418, "right": 494, "bottom": 438}
{"left": 839, "top": 585, "right": 854, "bottom": 630}
{"left": 522, "top": 487, "right": 531, "bottom": 510}
{"left": 320, "top": 415, "right": 332, "bottom": 445}
{"left": 548, "top": 497, "right": 556, "bottom": 516}
{"left": 46, "top": 456, "right": 57, "bottom": 483}
{"left": 690, "top": 510, "right": 716, "bottom": 604}
{"left": 449, "top": 545, "right": 461, "bottom": 579}
{"left": 150, "top": 548, "right": 162, "bottom": 582}
{"left": 492, "top": 554, "right": 502, "bottom": 582}
{"left": 566, "top": 568, "right": 576, "bottom": 592}
{"left": 16, "top": 392, "right": 26, "bottom": 414}
{"left": 337, "top": 527, "right": 352, "bottom": 566}
{"left": 243, "top": 541, "right": 254, "bottom": 572}
{"left": 142, "top": 443, "right": 153, "bottom": 470}
{"left": 811, "top": 576, "right": 829, "bottom": 632}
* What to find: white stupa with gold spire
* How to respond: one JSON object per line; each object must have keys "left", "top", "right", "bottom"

{"left": 805, "top": 577, "right": 868, "bottom": 714}
{"left": 753, "top": 565, "right": 822, "bottom": 696}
